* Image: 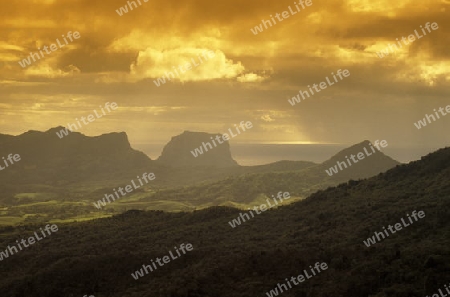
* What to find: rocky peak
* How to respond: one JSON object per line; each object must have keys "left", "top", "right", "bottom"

{"left": 157, "top": 131, "right": 239, "bottom": 167}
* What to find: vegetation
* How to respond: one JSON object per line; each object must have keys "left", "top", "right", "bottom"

{"left": 0, "top": 147, "right": 448, "bottom": 297}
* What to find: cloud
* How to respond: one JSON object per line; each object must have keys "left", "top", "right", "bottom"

{"left": 24, "top": 62, "right": 81, "bottom": 78}
{"left": 346, "top": 0, "right": 413, "bottom": 14}
{"left": 261, "top": 114, "right": 274, "bottom": 122}
{"left": 130, "top": 48, "right": 245, "bottom": 82}
{"left": 0, "top": 0, "right": 448, "bottom": 149}
{"left": 0, "top": 42, "right": 24, "bottom": 52}
{"left": 237, "top": 73, "right": 267, "bottom": 83}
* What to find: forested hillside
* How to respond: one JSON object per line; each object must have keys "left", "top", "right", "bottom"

{"left": 0, "top": 147, "right": 448, "bottom": 297}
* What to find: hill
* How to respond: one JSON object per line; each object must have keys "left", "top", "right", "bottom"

{"left": 0, "top": 146, "right": 445, "bottom": 296}
{"left": 0, "top": 127, "right": 154, "bottom": 185}
{"left": 139, "top": 140, "right": 400, "bottom": 210}
{"left": 0, "top": 128, "right": 316, "bottom": 189}
{"left": 319, "top": 140, "right": 400, "bottom": 180}
{"left": 157, "top": 131, "right": 239, "bottom": 167}
{"left": 0, "top": 128, "right": 399, "bottom": 226}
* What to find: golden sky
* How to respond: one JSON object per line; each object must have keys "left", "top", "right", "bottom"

{"left": 0, "top": 0, "right": 448, "bottom": 148}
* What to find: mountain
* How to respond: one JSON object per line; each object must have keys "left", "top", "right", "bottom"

{"left": 319, "top": 140, "right": 400, "bottom": 179}
{"left": 0, "top": 129, "right": 400, "bottom": 226}
{"left": 157, "top": 131, "right": 239, "bottom": 167}
{"left": 0, "top": 147, "right": 448, "bottom": 297}
{"left": 0, "top": 127, "right": 153, "bottom": 184}
{"left": 142, "top": 140, "right": 400, "bottom": 210}
{"left": 0, "top": 134, "right": 15, "bottom": 143}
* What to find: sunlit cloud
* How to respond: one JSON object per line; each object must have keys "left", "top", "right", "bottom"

{"left": 0, "top": 0, "right": 447, "bottom": 149}
{"left": 237, "top": 73, "right": 267, "bottom": 83}
{"left": 24, "top": 62, "right": 81, "bottom": 78}
{"left": 129, "top": 48, "right": 246, "bottom": 82}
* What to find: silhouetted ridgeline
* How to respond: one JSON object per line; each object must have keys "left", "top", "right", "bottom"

{"left": 0, "top": 127, "right": 153, "bottom": 184}
{"left": 144, "top": 140, "right": 400, "bottom": 207}
{"left": 0, "top": 147, "right": 448, "bottom": 296}
{"left": 319, "top": 140, "right": 400, "bottom": 180}
{"left": 0, "top": 128, "right": 402, "bottom": 226}
{"left": 0, "top": 128, "right": 316, "bottom": 187}
{"left": 157, "top": 131, "right": 239, "bottom": 167}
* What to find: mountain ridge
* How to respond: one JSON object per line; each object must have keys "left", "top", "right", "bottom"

{"left": 0, "top": 145, "right": 447, "bottom": 297}
{"left": 157, "top": 130, "right": 239, "bottom": 167}
{"left": 319, "top": 139, "right": 401, "bottom": 179}
{"left": 0, "top": 126, "right": 154, "bottom": 184}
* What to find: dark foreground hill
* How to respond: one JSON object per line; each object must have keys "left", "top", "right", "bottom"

{"left": 0, "top": 147, "right": 448, "bottom": 296}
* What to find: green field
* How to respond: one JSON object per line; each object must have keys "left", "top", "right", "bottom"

{"left": 0, "top": 174, "right": 313, "bottom": 227}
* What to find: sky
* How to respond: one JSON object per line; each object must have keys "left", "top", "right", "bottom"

{"left": 0, "top": 0, "right": 449, "bottom": 153}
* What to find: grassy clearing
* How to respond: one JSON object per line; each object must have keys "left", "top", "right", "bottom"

{"left": 49, "top": 213, "right": 113, "bottom": 224}
{"left": 0, "top": 216, "right": 25, "bottom": 225}
{"left": 14, "top": 200, "right": 59, "bottom": 207}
